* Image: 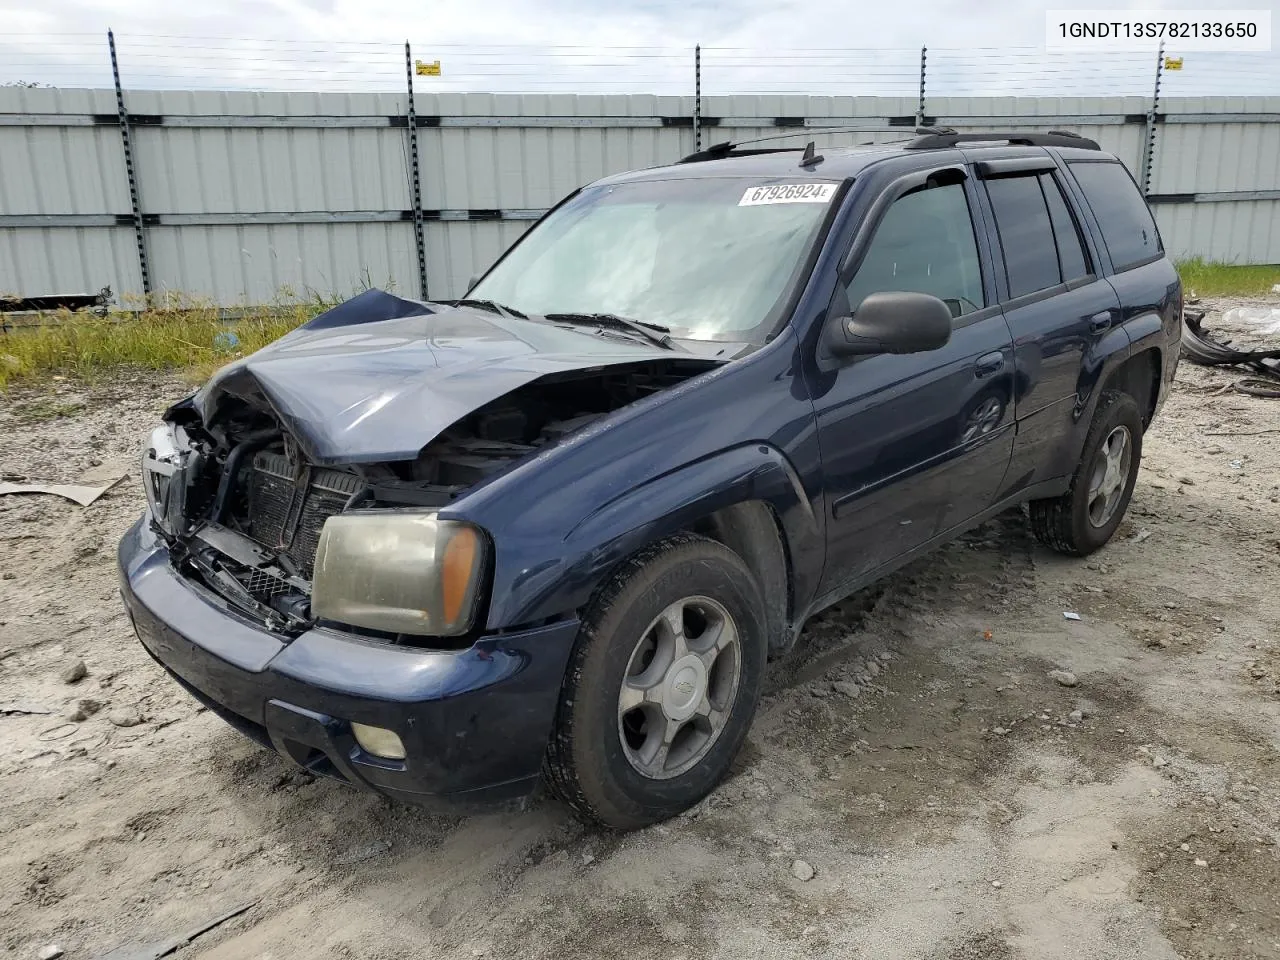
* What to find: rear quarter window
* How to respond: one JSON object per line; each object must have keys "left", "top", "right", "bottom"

{"left": 1068, "top": 161, "right": 1162, "bottom": 271}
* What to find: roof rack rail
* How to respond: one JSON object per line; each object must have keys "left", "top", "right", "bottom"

{"left": 677, "top": 125, "right": 920, "bottom": 164}
{"left": 905, "top": 128, "right": 1101, "bottom": 151}
{"left": 677, "top": 144, "right": 805, "bottom": 164}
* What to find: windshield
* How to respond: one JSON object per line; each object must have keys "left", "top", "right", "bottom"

{"left": 469, "top": 177, "right": 840, "bottom": 342}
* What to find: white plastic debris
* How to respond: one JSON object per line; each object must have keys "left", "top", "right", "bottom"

{"left": 1221, "top": 306, "right": 1280, "bottom": 336}
{"left": 0, "top": 464, "right": 127, "bottom": 507}
{"left": 1063, "top": 611, "right": 1083, "bottom": 621}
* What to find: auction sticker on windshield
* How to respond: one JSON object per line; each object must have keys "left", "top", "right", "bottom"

{"left": 739, "top": 183, "right": 838, "bottom": 206}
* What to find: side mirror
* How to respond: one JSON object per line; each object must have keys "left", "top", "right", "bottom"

{"left": 465, "top": 272, "right": 482, "bottom": 293}
{"left": 825, "top": 291, "right": 953, "bottom": 358}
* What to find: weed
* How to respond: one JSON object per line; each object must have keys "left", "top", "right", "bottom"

{"left": 0, "top": 295, "right": 329, "bottom": 390}
{"left": 1176, "top": 258, "right": 1280, "bottom": 298}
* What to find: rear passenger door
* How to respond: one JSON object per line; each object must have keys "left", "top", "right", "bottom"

{"left": 975, "top": 158, "right": 1122, "bottom": 492}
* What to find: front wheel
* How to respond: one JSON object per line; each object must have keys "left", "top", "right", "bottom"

{"left": 1029, "top": 389, "right": 1143, "bottom": 556}
{"left": 544, "top": 534, "right": 766, "bottom": 829}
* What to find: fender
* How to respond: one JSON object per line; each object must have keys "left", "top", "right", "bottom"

{"left": 1064, "top": 324, "right": 1132, "bottom": 466}
{"left": 482, "top": 443, "right": 822, "bottom": 631}
{"left": 1123, "top": 310, "right": 1165, "bottom": 352}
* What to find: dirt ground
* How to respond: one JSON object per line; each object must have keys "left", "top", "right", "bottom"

{"left": 2, "top": 296, "right": 1279, "bottom": 960}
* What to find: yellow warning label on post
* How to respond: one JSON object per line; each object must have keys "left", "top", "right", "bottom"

{"left": 415, "top": 60, "right": 441, "bottom": 76}
{"left": 1164, "top": 56, "right": 1184, "bottom": 70}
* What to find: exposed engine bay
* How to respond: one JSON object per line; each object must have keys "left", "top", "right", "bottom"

{"left": 148, "top": 361, "right": 715, "bottom": 634}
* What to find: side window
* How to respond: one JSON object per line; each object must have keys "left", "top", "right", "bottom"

{"left": 983, "top": 174, "right": 1061, "bottom": 299}
{"left": 843, "top": 182, "right": 984, "bottom": 319}
{"left": 1068, "top": 160, "right": 1162, "bottom": 271}
{"left": 1039, "top": 172, "right": 1090, "bottom": 282}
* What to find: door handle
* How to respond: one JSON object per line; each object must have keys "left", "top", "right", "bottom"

{"left": 1089, "top": 311, "right": 1112, "bottom": 333}
{"left": 975, "top": 352, "right": 1005, "bottom": 379}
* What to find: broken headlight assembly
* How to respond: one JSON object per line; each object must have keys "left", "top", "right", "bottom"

{"left": 311, "top": 511, "right": 488, "bottom": 637}
{"left": 141, "top": 422, "right": 203, "bottom": 537}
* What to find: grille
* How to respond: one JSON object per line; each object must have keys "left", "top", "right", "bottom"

{"left": 241, "top": 451, "right": 362, "bottom": 577}
{"left": 237, "top": 566, "right": 296, "bottom": 600}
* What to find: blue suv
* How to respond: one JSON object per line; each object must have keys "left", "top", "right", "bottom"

{"left": 119, "top": 128, "right": 1181, "bottom": 828}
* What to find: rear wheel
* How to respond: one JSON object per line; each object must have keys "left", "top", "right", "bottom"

{"left": 544, "top": 534, "right": 766, "bottom": 829}
{"left": 1029, "top": 390, "right": 1143, "bottom": 556}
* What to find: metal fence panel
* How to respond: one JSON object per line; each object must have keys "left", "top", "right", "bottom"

{"left": 0, "top": 225, "right": 142, "bottom": 301}
{"left": 1153, "top": 201, "right": 1280, "bottom": 264}
{"left": 2, "top": 87, "right": 1279, "bottom": 307}
{"left": 1154, "top": 96, "right": 1280, "bottom": 195}
{"left": 0, "top": 88, "right": 130, "bottom": 216}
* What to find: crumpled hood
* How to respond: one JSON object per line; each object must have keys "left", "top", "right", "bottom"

{"left": 194, "top": 290, "right": 687, "bottom": 464}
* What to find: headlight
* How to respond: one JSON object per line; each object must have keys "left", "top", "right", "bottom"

{"left": 311, "top": 511, "right": 487, "bottom": 637}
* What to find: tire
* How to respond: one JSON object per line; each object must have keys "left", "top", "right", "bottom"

{"left": 1029, "top": 390, "right": 1143, "bottom": 556}
{"left": 544, "top": 533, "right": 767, "bottom": 829}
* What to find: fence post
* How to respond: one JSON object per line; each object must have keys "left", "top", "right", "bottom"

{"left": 1140, "top": 41, "right": 1165, "bottom": 196}
{"left": 404, "top": 41, "right": 429, "bottom": 300}
{"left": 916, "top": 45, "right": 927, "bottom": 127}
{"left": 108, "top": 29, "right": 151, "bottom": 299}
{"left": 694, "top": 44, "right": 702, "bottom": 151}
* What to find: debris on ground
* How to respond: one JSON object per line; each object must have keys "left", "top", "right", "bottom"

{"left": 791, "top": 859, "right": 815, "bottom": 882}
{"left": 91, "top": 901, "right": 257, "bottom": 960}
{"left": 1047, "top": 670, "right": 1079, "bottom": 687}
{"left": 0, "top": 703, "right": 53, "bottom": 716}
{"left": 0, "top": 474, "right": 126, "bottom": 507}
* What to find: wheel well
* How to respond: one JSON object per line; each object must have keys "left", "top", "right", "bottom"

{"left": 689, "top": 501, "right": 792, "bottom": 657}
{"left": 1102, "top": 348, "right": 1161, "bottom": 429}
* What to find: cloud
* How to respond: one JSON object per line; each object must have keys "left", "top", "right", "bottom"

{"left": 1, "top": 0, "right": 1276, "bottom": 96}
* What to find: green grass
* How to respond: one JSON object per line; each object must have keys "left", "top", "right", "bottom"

{"left": 1176, "top": 258, "right": 1280, "bottom": 298}
{"left": 0, "top": 298, "right": 326, "bottom": 391}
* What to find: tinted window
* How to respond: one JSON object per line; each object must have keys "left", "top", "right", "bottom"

{"left": 985, "top": 175, "right": 1060, "bottom": 298}
{"left": 1069, "top": 160, "right": 1162, "bottom": 270}
{"left": 844, "top": 182, "right": 984, "bottom": 318}
{"left": 1039, "top": 172, "right": 1090, "bottom": 281}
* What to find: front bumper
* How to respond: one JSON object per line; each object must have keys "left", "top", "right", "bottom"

{"left": 117, "top": 516, "right": 580, "bottom": 810}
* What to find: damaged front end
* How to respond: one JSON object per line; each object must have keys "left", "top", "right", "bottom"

{"left": 142, "top": 357, "right": 717, "bottom": 640}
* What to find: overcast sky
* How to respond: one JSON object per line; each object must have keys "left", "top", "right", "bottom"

{"left": 1, "top": 0, "right": 1276, "bottom": 95}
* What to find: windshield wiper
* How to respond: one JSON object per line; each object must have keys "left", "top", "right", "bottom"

{"left": 544, "top": 312, "right": 675, "bottom": 350}
{"left": 455, "top": 298, "right": 528, "bottom": 320}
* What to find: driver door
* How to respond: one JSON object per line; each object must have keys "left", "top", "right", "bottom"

{"left": 808, "top": 170, "right": 1016, "bottom": 597}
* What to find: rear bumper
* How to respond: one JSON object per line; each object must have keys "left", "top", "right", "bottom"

{"left": 117, "top": 516, "right": 579, "bottom": 810}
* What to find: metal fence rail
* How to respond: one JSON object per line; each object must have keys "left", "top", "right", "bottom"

{"left": 2, "top": 36, "right": 1278, "bottom": 306}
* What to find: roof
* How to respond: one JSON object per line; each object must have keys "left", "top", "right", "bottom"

{"left": 595, "top": 130, "right": 1112, "bottom": 187}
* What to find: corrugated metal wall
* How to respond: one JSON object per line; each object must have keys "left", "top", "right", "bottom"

{"left": 2, "top": 87, "right": 1277, "bottom": 306}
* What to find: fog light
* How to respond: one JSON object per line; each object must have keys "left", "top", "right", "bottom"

{"left": 350, "top": 722, "right": 406, "bottom": 760}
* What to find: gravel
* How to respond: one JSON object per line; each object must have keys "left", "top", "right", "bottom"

{"left": 1047, "top": 670, "right": 1079, "bottom": 687}
{"left": 107, "top": 707, "right": 143, "bottom": 728}
{"left": 59, "top": 659, "right": 87, "bottom": 684}
{"left": 66, "top": 698, "right": 103, "bottom": 722}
